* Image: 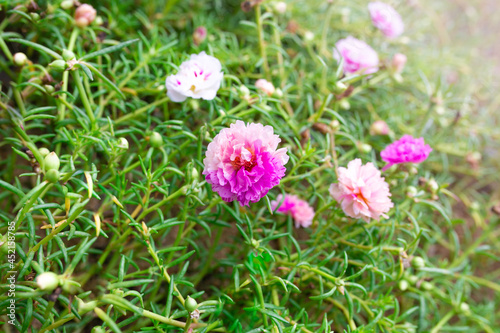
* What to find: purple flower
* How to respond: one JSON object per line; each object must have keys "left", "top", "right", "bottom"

{"left": 271, "top": 194, "right": 315, "bottom": 228}
{"left": 380, "top": 135, "right": 432, "bottom": 171}
{"left": 333, "top": 36, "right": 379, "bottom": 75}
{"left": 203, "top": 121, "right": 289, "bottom": 206}
{"left": 368, "top": 2, "right": 404, "bottom": 38}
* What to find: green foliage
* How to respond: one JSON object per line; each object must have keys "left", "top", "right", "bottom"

{"left": 0, "top": 0, "right": 499, "bottom": 332}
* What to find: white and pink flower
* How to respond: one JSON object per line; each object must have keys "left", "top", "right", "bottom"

{"left": 255, "top": 79, "right": 275, "bottom": 96}
{"left": 329, "top": 159, "right": 393, "bottom": 222}
{"left": 271, "top": 194, "right": 315, "bottom": 228}
{"left": 368, "top": 2, "right": 404, "bottom": 38}
{"left": 203, "top": 121, "right": 289, "bottom": 206}
{"left": 333, "top": 36, "right": 379, "bottom": 75}
{"left": 165, "top": 51, "right": 224, "bottom": 102}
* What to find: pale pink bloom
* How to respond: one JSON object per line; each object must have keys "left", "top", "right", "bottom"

{"left": 193, "top": 26, "right": 207, "bottom": 46}
{"left": 380, "top": 135, "right": 432, "bottom": 171}
{"left": 391, "top": 53, "right": 407, "bottom": 73}
{"left": 370, "top": 120, "right": 390, "bottom": 136}
{"left": 203, "top": 121, "right": 289, "bottom": 206}
{"left": 271, "top": 194, "right": 315, "bottom": 228}
{"left": 333, "top": 36, "right": 379, "bottom": 75}
{"left": 368, "top": 2, "right": 404, "bottom": 38}
{"left": 329, "top": 159, "right": 393, "bottom": 222}
{"left": 255, "top": 79, "right": 275, "bottom": 96}
{"left": 75, "top": 4, "right": 96, "bottom": 27}
{"left": 166, "top": 52, "right": 224, "bottom": 102}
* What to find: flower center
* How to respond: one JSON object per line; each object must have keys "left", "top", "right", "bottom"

{"left": 231, "top": 147, "right": 257, "bottom": 171}
{"left": 190, "top": 85, "right": 196, "bottom": 92}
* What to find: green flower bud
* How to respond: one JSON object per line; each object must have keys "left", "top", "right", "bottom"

{"left": 44, "top": 152, "right": 60, "bottom": 171}
{"left": 36, "top": 272, "right": 60, "bottom": 291}
{"left": 357, "top": 142, "right": 372, "bottom": 154}
{"left": 148, "top": 132, "right": 163, "bottom": 148}
{"left": 62, "top": 49, "right": 76, "bottom": 61}
{"left": 39, "top": 147, "right": 50, "bottom": 157}
{"left": 406, "top": 186, "right": 418, "bottom": 198}
{"left": 421, "top": 281, "right": 433, "bottom": 290}
{"left": 398, "top": 280, "right": 409, "bottom": 291}
{"left": 411, "top": 256, "right": 425, "bottom": 269}
{"left": 13, "top": 52, "right": 28, "bottom": 66}
{"left": 339, "top": 99, "right": 350, "bottom": 110}
{"left": 117, "top": 138, "right": 129, "bottom": 150}
{"left": 192, "top": 167, "right": 199, "bottom": 180}
{"left": 333, "top": 81, "right": 347, "bottom": 94}
{"left": 91, "top": 327, "right": 106, "bottom": 333}
{"left": 30, "top": 13, "right": 40, "bottom": 21}
{"left": 61, "top": 0, "right": 74, "bottom": 10}
{"left": 185, "top": 296, "right": 198, "bottom": 312}
{"left": 49, "top": 59, "right": 67, "bottom": 72}
{"left": 45, "top": 169, "right": 60, "bottom": 183}
{"left": 44, "top": 85, "right": 55, "bottom": 94}
{"left": 459, "top": 302, "right": 470, "bottom": 314}
{"left": 408, "top": 275, "right": 419, "bottom": 284}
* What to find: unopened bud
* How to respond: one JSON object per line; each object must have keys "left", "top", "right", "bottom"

{"left": 339, "top": 99, "right": 350, "bottom": 110}
{"left": 421, "top": 281, "right": 433, "bottom": 290}
{"left": 331, "top": 119, "right": 340, "bottom": 131}
{"left": 39, "top": 147, "right": 50, "bottom": 157}
{"left": 185, "top": 296, "right": 198, "bottom": 312}
{"left": 36, "top": 272, "right": 60, "bottom": 291}
{"left": 333, "top": 81, "right": 347, "bottom": 94}
{"left": 75, "top": 4, "right": 96, "bottom": 27}
{"left": 275, "top": 88, "right": 283, "bottom": 97}
{"left": 369, "top": 120, "right": 390, "bottom": 136}
{"left": 411, "top": 256, "right": 425, "bottom": 269}
{"left": 30, "top": 13, "right": 40, "bottom": 22}
{"left": 255, "top": 79, "right": 275, "bottom": 96}
{"left": 192, "top": 167, "right": 199, "bottom": 180}
{"left": 239, "top": 85, "right": 250, "bottom": 99}
{"left": 392, "top": 53, "right": 407, "bottom": 74}
{"left": 62, "top": 49, "right": 76, "bottom": 61}
{"left": 117, "top": 138, "right": 129, "bottom": 150}
{"left": 406, "top": 186, "right": 418, "bottom": 198}
{"left": 398, "top": 280, "right": 409, "bottom": 291}
{"left": 427, "top": 178, "right": 438, "bottom": 192}
{"left": 148, "top": 132, "right": 163, "bottom": 148}
{"left": 459, "top": 302, "right": 470, "bottom": 314}
{"left": 357, "top": 142, "right": 372, "bottom": 154}
{"left": 303, "top": 31, "right": 314, "bottom": 42}
{"left": 13, "top": 52, "right": 28, "bottom": 66}
{"left": 49, "top": 59, "right": 67, "bottom": 72}
{"left": 44, "top": 152, "right": 60, "bottom": 171}
{"left": 45, "top": 169, "right": 60, "bottom": 183}
{"left": 193, "top": 26, "right": 207, "bottom": 46}
{"left": 61, "top": 0, "right": 74, "bottom": 9}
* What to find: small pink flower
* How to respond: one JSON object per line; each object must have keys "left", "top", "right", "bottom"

{"left": 329, "top": 159, "right": 393, "bottom": 222}
{"left": 75, "top": 4, "right": 96, "bottom": 27}
{"left": 368, "top": 2, "right": 404, "bottom": 38}
{"left": 333, "top": 36, "right": 379, "bottom": 75}
{"left": 193, "top": 26, "right": 207, "bottom": 46}
{"left": 380, "top": 135, "right": 432, "bottom": 171}
{"left": 203, "top": 121, "right": 289, "bottom": 206}
{"left": 255, "top": 79, "right": 275, "bottom": 96}
{"left": 370, "top": 120, "right": 390, "bottom": 136}
{"left": 271, "top": 194, "right": 315, "bottom": 228}
{"left": 165, "top": 52, "right": 224, "bottom": 102}
{"left": 391, "top": 53, "right": 407, "bottom": 73}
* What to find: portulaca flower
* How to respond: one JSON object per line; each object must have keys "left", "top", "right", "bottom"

{"left": 165, "top": 52, "right": 224, "bottom": 103}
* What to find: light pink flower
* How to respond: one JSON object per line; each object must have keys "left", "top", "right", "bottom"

{"left": 380, "top": 135, "right": 432, "bottom": 171}
{"left": 333, "top": 36, "right": 379, "bottom": 75}
{"left": 75, "top": 4, "right": 96, "bottom": 28}
{"left": 271, "top": 194, "right": 315, "bottom": 228}
{"left": 165, "top": 52, "right": 224, "bottom": 102}
{"left": 368, "top": 2, "right": 404, "bottom": 38}
{"left": 391, "top": 53, "right": 407, "bottom": 73}
{"left": 370, "top": 120, "right": 390, "bottom": 136}
{"left": 203, "top": 121, "right": 289, "bottom": 206}
{"left": 329, "top": 159, "right": 393, "bottom": 222}
{"left": 255, "top": 79, "right": 275, "bottom": 96}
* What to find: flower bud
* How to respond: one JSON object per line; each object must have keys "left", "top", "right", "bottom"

{"left": 275, "top": 88, "right": 283, "bottom": 98}
{"left": 238, "top": 85, "right": 250, "bottom": 100}
{"left": 427, "top": 178, "right": 438, "bottom": 193}
{"left": 421, "top": 281, "right": 433, "bottom": 290}
{"left": 357, "top": 142, "right": 372, "bottom": 154}
{"left": 30, "top": 13, "right": 40, "bottom": 22}
{"left": 75, "top": 4, "right": 96, "bottom": 28}
{"left": 398, "top": 279, "right": 409, "bottom": 291}
{"left": 13, "top": 52, "right": 28, "bottom": 66}
{"left": 333, "top": 81, "right": 347, "bottom": 94}
{"left": 406, "top": 186, "right": 418, "bottom": 198}
{"left": 339, "top": 99, "right": 350, "bottom": 110}
{"left": 411, "top": 256, "right": 425, "bottom": 269}
{"left": 36, "top": 272, "right": 60, "bottom": 291}
{"left": 193, "top": 26, "right": 207, "bottom": 46}
{"left": 369, "top": 120, "right": 390, "bottom": 136}
{"left": 408, "top": 275, "right": 419, "bottom": 284}
{"left": 392, "top": 53, "right": 407, "bottom": 73}
{"left": 117, "top": 138, "right": 129, "bottom": 150}
{"left": 303, "top": 31, "right": 314, "bottom": 42}
{"left": 44, "top": 85, "right": 55, "bottom": 94}
{"left": 331, "top": 119, "right": 340, "bottom": 131}
{"left": 49, "top": 59, "right": 67, "bottom": 72}
{"left": 192, "top": 167, "right": 199, "bottom": 180}
{"left": 185, "top": 296, "right": 198, "bottom": 312}
{"left": 45, "top": 169, "right": 60, "bottom": 183}
{"left": 39, "top": 147, "right": 50, "bottom": 157}
{"left": 62, "top": 49, "right": 76, "bottom": 61}
{"left": 459, "top": 302, "right": 470, "bottom": 314}
{"left": 274, "top": 2, "right": 287, "bottom": 14}
{"left": 255, "top": 79, "right": 275, "bottom": 96}
{"left": 44, "top": 152, "right": 60, "bottom": 171}
{"left": 61, "top": 0, "right": 74, "bottom": 9}
{"left": 148, "top": 132, "right": 163, "bottom": 148}
{"left": 91, "top": 327, "right": 106, "bottom": 333}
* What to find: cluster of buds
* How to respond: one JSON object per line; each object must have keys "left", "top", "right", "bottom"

{"left": 43, "top": 151, "right": 60, "bottom": 183}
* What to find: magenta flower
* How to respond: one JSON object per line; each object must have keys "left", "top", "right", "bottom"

{"left": 380, "top": 135, "right": 432, "bottom": 171}
{"left": 271, "top": 194, "right": 315, "bottom": 228}
{"left": 203, "top": 121, "right": 289, "bottom": 206}
{"left": 330, "top": 159, "right": 393, "bottom": 222}
{"left": 333, "top": 36, "right": 379, "bottom": 75}
{"left": 368, "top": 2, "right": 404, "bottom": 38}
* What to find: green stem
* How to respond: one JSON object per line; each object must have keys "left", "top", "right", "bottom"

{"left": 430, "top": 310, "right": 454, "bottom": 333}
{"left": 72, "top": 69, "right": 96, "bottom": 129}
{"left": 58, "top": 28, "right": 79, "bottom": 123}
{"left": 255, "top": 4, "right": 269, "bottom": 79}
